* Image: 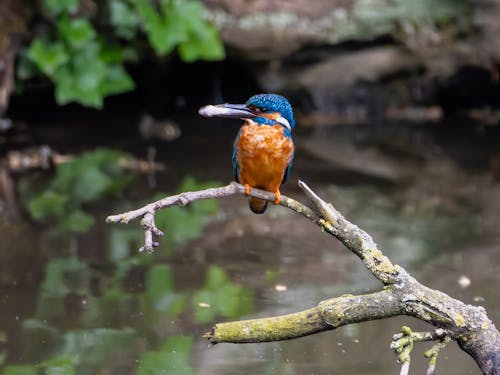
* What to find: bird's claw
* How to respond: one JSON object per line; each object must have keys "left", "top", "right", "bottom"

{"left": 274, "top": 190, "right": 281, "bottom": 205}
{"left": 245, "top": 184, "right": 251, "bottom": 196}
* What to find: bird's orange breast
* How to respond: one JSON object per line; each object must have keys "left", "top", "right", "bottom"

{"left": 236, "top": 122, "right": 294, "bottom": 192}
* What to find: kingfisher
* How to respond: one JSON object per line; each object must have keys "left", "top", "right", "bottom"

{"left": 199, "top": 93, "right": 295, "bottom": 214}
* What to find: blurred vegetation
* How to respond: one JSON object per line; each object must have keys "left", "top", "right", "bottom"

{"left": 17, "top": 0, "right": 225, "bottom": 108}
{"left": 2, "top": 161, "right": 254, "bottom": 374}
{"left": 192, "top": 266, "right": 254, "bottom": 324}
{"left": 17, "top": 149, "right": 222, "bottom": 244}
{"left": 136, "top": 335, "right": 194, "bottom": 375}
{"left": 1, "top": 258, "right": 253, "bottom": 374}
{"left": 19, "top": 148, "right": 133, "bottom": 233}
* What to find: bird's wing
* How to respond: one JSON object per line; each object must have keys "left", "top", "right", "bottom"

{"left": 232, "top": 129, "right": 242, "bottom": 182}
{"left": 282, "top": 152, "right": 294, "bottom": 184}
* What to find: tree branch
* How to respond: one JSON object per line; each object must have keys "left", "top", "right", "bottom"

{"left": 106, "top": 181, "right": 321, "bottom": 252}
{"left": 204, "top": 289, "right": 400, "bottom": 344}
{"left": 106, "top": 181, "right": 500, "bottom": 374}
{"left": 391, "top": 326, "right": 452, "bottom": 375}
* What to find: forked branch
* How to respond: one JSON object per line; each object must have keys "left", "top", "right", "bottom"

{"left": 106, "top": 180, "right": 500, "bottom": 374}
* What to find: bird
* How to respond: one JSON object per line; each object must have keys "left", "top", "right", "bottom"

{"left": 199, "top": 93, "right": 295, "bottom": 214}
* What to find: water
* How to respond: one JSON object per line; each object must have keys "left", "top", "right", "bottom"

{"left": 0, "top": 111, "right": 498, "bottom": 374}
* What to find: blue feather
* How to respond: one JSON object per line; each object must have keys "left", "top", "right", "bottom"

{"left": 246, "top": 94, "right": 296, "bottom": 129}
{"left": 232, "top": 129, "right": 241, "bottom": 182}
{"left": 231, "top": 94, "right": 295, "bottom": 190}
{"left": 282, "top": 155, "right": 293, "bottom": 184}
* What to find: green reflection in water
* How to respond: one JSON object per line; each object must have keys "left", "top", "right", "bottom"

{"left": 1, "top": 365, "right": 38, "bottom": 375}
{"left": 154, "top": 177, "right": 220, "bottom": 253}
{"left": 137, "top": 336, "right": 193, "bottom": 375}
{"left": 19, "top": 148, "right": 133, "bottom": 234}
{"left": 4, "top": 176, "right": 254, "bottom": 374}
{"left": 192, "top": 266, "right": 254, "bottom": 324}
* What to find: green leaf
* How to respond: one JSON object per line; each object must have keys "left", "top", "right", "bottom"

{"left": 34, "top": 257, "right": 90, "bottom": 319}
{"left": 62, "top": 210, "right": 95, "bottom": 233}
{"left": 60, "top": 328, "right": 137, "bottom": 368}
{"left": 53, "top": 48, "right": 108, "bottom": 108}
{"left": 58, "top": 17, "right": 97, "bottom": 49}
{"left": 146, "top": 264, "right": 175, "bottom": 300}
{"left": 100, "top": 65, "right": 135, "bottom": 97}
{"left": 28, "top": 191, "right": 67, "bottom": 220}
{"left": 178, "top": 24, "right": 225, "bottom": 62}
{"left": 24, "top": 149, "right": 132, "bottom": 233}
{"left": 43, "top": 0, "right": 79, "bottom": 17}
{"left": 1, "top": 365, "right": 38, "bottom": 375}
{"left": 21, "top": 319, "right": 61, "bottom": 362}
{"left": 192, "top": 289, "right": 215, "bottom": 323}
{"left": 39, "top": 258, "right": 89, "bottom": 298}
{"left": 68, "top": 166, "right": 113, "bottom": 203}
{"left": 205, "top": 266, "right": 229, "bottom": 289}
{"left": 137, "top": 336, "right": 194, "bottom": 375}
{"left": 108, "top": 227, "right": 141, "bottom": 262}
{"left": 110, "top": 0, "right": 140, "bottom": 40}
{"left": 192, "top": 266, "right": 253, "bottom": 323}
{"left": 136, "top": 0, "right": 187, "bottom": 55}
{"left": 151, "top": 178, "right": 220, "bottom": 251}
{"left": 144, "top": 264, "right": 187, "bottom": 313}
{"left": 37, "top": 356, "right": 75, "bottom": 375}
{"left": 99, "top": 44, "right": 125, "bottom": 64}
{"left": 172, "top": 1, "right": 225, "bottom": 62}
{"left": 27, "top": 39, "right": 69, "bottom": 76}
{"left": 50, "top": 149, "right": 130, "bottom": 201}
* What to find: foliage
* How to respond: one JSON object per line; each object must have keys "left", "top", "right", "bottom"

{"left": 18, "top": 0, "right": 225, "bottom": 108}
{"left": 192, "top": 266, "right": 254, "bottom": 323}
{"left": 8, "top": 261, "right": 252, "bottom": 373}
{"left": 16, "top": 325, "right": 139, "bottom": 375}
{"left": 35, "top": 257, "right": 90, "bottom": 319}
{"left": 5, "top": 173, "right": 252, "bottom": 374}
{"left": 1, "top": 366, "right": 38, "bottom": 375}
{"left": 37, "top": 356, "right": 76, "bottom": 375}
{"left": 20, "top": 148, "right": 132, "bottom": 233}
{"left": 25, "top": 16, "right": 135, "bottom": 108}
{"left": 134, "top": 0, "right": 224, "bottom": 61}
{"left": 153, "top": 176, "right": 220, "bottom": 251}
{"left": 137, "top": 336, "right": 194, "bottom": 375}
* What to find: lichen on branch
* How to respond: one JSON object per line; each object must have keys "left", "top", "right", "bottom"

{"left": 106, "top": 180, "right": 500, "bottom": 374}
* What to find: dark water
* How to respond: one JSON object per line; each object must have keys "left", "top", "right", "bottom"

{"left": 0, "top": 110, "right": 499, "bottom": 375}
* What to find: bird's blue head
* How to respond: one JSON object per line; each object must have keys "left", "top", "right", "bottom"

{"left": 245, "top": 94, "right": 296, "bottom": 129}
{"left": 199, "top": 93, "right": 296, "bottom": 131}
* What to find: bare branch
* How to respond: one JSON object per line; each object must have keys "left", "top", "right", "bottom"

{"left": 106, "top": 182, "right": 321, "bottom": 253}
{"left": 205, "top": 289, "right": 400, "bottom": 344}
{"left": 391, "top": 326, "right": 452, "bottom": 375}
{"left": 106, "top": 181, "right": 500, "bottom": 374}
{"left": 425, "top": 336, "right": 452, "bottom": 375}
{"left": 299, "top": 180, "right": 401, "bottom": 284}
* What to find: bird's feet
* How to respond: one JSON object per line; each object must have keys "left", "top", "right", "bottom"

{"left": 274, "top": 189, "right": 281, "bottom": 205}
{"left": 244, "top": 184, "right": 251, "bottom": 196}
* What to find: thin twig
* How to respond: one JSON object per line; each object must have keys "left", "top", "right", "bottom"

{"left": 105, "top": 180, "right": 500, "bottom": 374}
{"left": 400, "top": 361, "right": 410, "bottom": 375}
{"left": 391, "top": 326, "right": 452, "bottom": 375}
{"left": 205, "top": 289, "right": 400, "bottom": 344}
{"left": 106, "top": 181, "right": 321, "bottom": 253}
{"left": 425, "top": 336, "right": 452, "bottom": 375}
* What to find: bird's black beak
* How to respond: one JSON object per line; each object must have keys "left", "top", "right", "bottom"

{"left": 198, "top": 103, "right": 257, "bottom": 119}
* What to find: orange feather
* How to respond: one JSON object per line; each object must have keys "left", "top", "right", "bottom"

{"left": 236, "top": 120, "right": 294, "bottom": 213}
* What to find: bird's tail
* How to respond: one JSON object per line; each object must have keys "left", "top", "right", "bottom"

{"left": 249, "top": 197, "right": 268, "bottom": 214}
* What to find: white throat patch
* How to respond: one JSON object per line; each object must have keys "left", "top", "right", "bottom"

{"left": 276, "top": 116, "right": 291, "bottom": 131}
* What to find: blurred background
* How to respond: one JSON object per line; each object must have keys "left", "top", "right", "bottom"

{"left": 1, "top": 0, "right": 499, "bottom": 374}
